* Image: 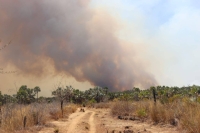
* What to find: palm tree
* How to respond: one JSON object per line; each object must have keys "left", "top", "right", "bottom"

{"left": 34, "top": 86, "right": 41, "bottom": 102}
{"left": 73, "top": 89, "right": 85, "bottom": 104}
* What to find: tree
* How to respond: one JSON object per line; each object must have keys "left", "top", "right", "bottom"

{"left": 34, "top": 86, "right": 41, "bottom": 102}
{"left": 16, "top": 85, "right": 36, "bottom": 104}
{"left": 52, "top": 85, "right": 74, "bottom": 117}
{"left": 190, "top": 85, "right": 199, "bottom": 102}
{"left": 72, "top": 89, "right": 85, "bottom": 104}
{"left": 0, "top": 91, "right": 3, "bottom": 105}
{"left": 85, "top": 86, "right": 107, "bottom": 103}
{"left": 133, "top": 87, "right": 141, "bottom": 101}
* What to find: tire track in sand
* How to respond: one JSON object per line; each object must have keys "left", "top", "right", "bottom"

{"left": 88, "top": 111, "right": 96, "bottom": 133}
{"left": 67, "top": 109, "right": 96, "bottom": 133}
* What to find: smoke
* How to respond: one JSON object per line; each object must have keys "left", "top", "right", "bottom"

{"left": 0, "top": 0, "right": 157, "bottom": 91}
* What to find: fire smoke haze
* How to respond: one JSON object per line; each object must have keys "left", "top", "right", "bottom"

{"left": 1, "top": 0, "right": 200, "bottom": 95}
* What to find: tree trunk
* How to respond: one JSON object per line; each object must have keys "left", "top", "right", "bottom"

{"left": 153, "top": 89, "right": 156, "bottom": 104}
{"left": 61, "top": 100, "right": 63, "bottom": 118}
{"left": 37, "top": 92, "right": 38, "bottom": 103}
{"left": 23, "top": 116, "right": 27, "bottom": 129}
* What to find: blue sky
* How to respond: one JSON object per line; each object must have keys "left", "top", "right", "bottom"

{"left": 90, "top": 0, "right": 200, "bottom": 86}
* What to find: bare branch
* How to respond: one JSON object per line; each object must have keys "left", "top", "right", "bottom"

{"left": 0, "top": 40, "right": 12, "bottom": 51}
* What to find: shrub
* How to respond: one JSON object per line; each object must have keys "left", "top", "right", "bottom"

{"left": 111, "top": 101, "right": 135, "bottom": 116}
{"left": 137, "top": 108, "right": 147, "bottom": 118}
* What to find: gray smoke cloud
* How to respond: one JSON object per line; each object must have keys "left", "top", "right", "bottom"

{"left": 0, "top": 0, "right": 157, "bottom": 91}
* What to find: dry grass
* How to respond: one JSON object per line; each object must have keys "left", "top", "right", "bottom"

{"left": 48, "top": 102, "right": 78, "bottom": 120}
{"left": 0, "top": 103, "right": 49, "bottom": 132}
{"left": 111, "top": 101, "right": 135, "bottom": 116}
{"left": 0, "top": 102, "right": 78, "bottom": 132}
{"left": 110, "top": 99, "right": 200, "bottom": 133}
{"left": 63, "top": 104, "right": 78, "bottom": 115}
{"left": 2, "top": 98, "right": 200, "bottom": 133}
{"left": 179, "top": 101, "right": 200, "bottom": 133}
{"left": 149, "top": 102, "right": 175, "bottom": 124}
{"left": 94, "top": 102, "right": 111, "bottom": 109}
{"left": 111, "top": 100, "right": 180, "bottom": 124}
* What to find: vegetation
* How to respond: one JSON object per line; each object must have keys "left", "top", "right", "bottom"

{"left": 1, "top": 84, "right": 200, "bottom": 132}
{"left": 52, "top": 85, "right": 74, "bottom": 117}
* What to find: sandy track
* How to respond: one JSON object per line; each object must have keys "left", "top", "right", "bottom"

{"left": 67, "top": 109, "right": 96, "bottom": 133}
{"left": 88, "top": 111, "right": 96, "bottom": 133}
{"left": 39, "top": 108, "right": 96, "bottom": 133}
{"left": 67, "top": 109, "right": 87, "bottom": 133}
{"left": 39, "top": 108, "right": 179, "bottom": 133}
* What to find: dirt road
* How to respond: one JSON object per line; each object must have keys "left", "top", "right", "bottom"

{"left": 39, "top": 108, "right": 179, "bottom": 133}
{"left": 67, "top": 109, "right": 96, "bottom": 133}
{"left": 39, "top": 108, "right": 97, "bottom": 133}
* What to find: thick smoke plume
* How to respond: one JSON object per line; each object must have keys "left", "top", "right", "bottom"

{"left": 0, "top": 0, "right": 157, "bottom": 91}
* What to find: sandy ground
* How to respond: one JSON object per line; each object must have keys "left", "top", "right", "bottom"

{"left": 39, "top": 108, "right": 179, "bottom": 133}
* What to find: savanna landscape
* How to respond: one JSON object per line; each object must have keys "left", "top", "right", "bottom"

{"left": 1, "top": 0, "right": 200, "bottom": 133}
{"left": 1, "top": 85, "right": 200, "bottom": 133}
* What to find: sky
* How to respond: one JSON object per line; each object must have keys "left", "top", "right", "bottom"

{"left": 90, "top": 0, "right": 200, "bottom": 85}
{"left": 0, "top": 0, "right": 200, "bottom": 96}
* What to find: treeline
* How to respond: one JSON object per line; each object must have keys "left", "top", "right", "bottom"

{"left": 1, "top": 85, "right": 200, "bottom": 105}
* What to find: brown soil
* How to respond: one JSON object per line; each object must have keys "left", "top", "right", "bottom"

{"left": 39, "top": 108, "right": 179, "bottom": 133}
